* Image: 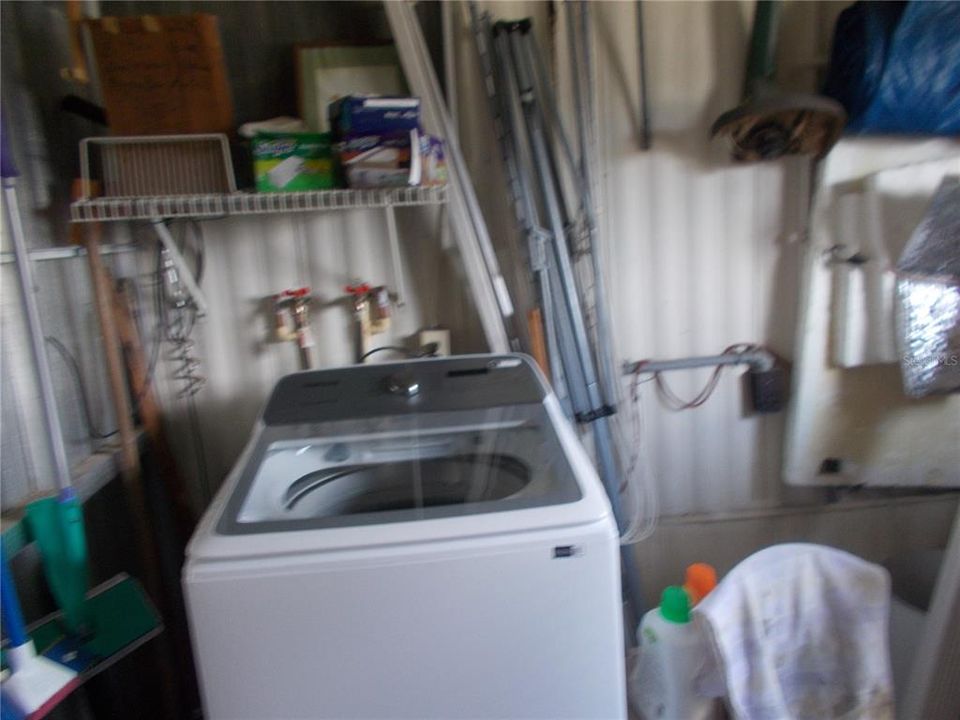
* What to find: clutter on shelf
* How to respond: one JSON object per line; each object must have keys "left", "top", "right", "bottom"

{"left": 247, "top": 96, "right": 446, "bottom": 192}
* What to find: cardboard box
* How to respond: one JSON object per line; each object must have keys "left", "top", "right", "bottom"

{"left": 86, "top": 14, "right": 233, "bottom": 135}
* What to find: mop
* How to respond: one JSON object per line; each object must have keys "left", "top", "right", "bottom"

{"left": 1, "top": 545, "right": 79, "bottom": 720}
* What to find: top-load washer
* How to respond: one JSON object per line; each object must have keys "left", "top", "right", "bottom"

{"left": 183, "top": 354, "right": 626, "bottom": 719}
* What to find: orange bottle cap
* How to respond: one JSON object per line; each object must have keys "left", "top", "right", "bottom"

{"left": 683, "top": 563, "right": 718, "bottom": 605}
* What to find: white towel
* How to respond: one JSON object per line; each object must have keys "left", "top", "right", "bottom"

{"left": 693, "top": 543, "right": 894, "bottom": 720}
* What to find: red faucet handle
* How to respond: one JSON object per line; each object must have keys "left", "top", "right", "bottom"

{"left": 344, "top": 283, "right": 372, "bottom": 296}
{"left": 283, "top": 287, "right": 311, "bottom": 299}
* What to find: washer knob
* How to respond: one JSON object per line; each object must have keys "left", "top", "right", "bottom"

{"left": 386, "top": 371, "right": 420, "bottom": 398}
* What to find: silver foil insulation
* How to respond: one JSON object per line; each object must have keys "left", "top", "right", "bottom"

{"left": 895, "top": 176, "right": 960, "bottom": 397}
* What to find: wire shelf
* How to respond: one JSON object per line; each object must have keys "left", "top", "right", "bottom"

{"left": 70, "top": 185, "right": 449, "bottom": 222}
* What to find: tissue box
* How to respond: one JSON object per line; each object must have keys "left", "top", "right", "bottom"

{"left": 328, "top": 95, "right": 420, "bottom": 138}
{"left": 253, "top": 132, "right": 335, "bottom": 192}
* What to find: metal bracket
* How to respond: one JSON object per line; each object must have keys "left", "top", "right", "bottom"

{"left": 383, "top": 204, "right": 407, "bottom": 308}
{"left": 529, "top": 228, "right": 551, "bottom": 271}
{"left": 151, "top": 217, "right": 209, "bottom": 316}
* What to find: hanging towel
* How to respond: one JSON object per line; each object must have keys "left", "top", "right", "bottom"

{"left": 693, "top": 543, "right": 894, "bottom": 720}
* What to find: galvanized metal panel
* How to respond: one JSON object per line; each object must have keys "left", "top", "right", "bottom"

{"left": 591, "top": 1, "right": 816, "bottom": 515}
{"left": 457, "top": 1, "right": 819, "bottom": 517}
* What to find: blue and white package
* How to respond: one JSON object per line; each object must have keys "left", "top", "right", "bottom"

{"left": 328, "top": 95, "right": 420, "bottom": 138}
{"left": 337, "top": 129, "right": 446, "bottom": 189}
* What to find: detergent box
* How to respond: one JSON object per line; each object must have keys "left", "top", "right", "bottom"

{"left": 252, "top": 132, "right": 336, "bottom": 192}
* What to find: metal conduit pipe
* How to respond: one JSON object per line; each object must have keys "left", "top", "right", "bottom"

{"left": 623, "top": 349, "right": 777, "bottom": 376}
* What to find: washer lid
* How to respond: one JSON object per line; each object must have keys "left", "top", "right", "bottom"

{"left": 216, "top": 356, "right": 583, "bottom": 536}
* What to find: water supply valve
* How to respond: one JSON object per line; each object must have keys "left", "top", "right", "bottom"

{"left": 274, "top": 287, "right": 314, "bottom": 370}
{"left": 344, "top": 282, "right": 394, "bottom": 362}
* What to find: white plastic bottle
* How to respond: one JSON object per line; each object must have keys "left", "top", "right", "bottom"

{"left": 629, "top": 585, "right": 721, "bottom": 720}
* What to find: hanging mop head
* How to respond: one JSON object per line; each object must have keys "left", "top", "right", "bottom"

{"left": 711, "top": 86, "right": 846, "bottom": 162}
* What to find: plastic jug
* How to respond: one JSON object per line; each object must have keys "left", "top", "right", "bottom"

{"left": 629, "top": 585, "right": 721, "bottom": 720}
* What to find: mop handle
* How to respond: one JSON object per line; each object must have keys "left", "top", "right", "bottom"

{"left": 1, "top": 110, "right": 18, "bottom": 179}
{"left": 0, "top": 542, "right": 29, "bottom": 648}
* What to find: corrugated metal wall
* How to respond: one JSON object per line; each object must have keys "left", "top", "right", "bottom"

{"left": 456, "top": 1, "right": 830, "bottom": 517}
{"left": 591, "top": 1, "right": 816, "bottom": 515}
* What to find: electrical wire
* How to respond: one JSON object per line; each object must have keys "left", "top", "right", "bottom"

{"left": 642, "top": 343, "right": 762, "bottom": 411}
{"left": 359, "top": 346, "right": 418, "bottom": 362}
{"left": 44, "top": 335, "right": 118, "bottom": 440}
{"left": 653, "top": 365, "right": 725, "bottom": 410}
{"left": 137, "top": 219, "right": 210, "bottom": 503}
{"left": 125, "top": 247, "right": 166, "bottom": 413}
{"left": 617, "top": 344, "right": 766, "bottom": 543}
{"left": 159, "top": 220, "right": 206, "bottom": 399}
{"left": 113, "top": 221, "right": 190, "bottom": 417}
{"left": 359, "top": 343, "right": 439, "bottom": 363}
{"left": 617, "top": 370, "right": 659, "bottom": 544}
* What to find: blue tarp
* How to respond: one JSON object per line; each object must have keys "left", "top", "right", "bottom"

{"left": 823, "top": 1, "right": 960, "bottom": 135}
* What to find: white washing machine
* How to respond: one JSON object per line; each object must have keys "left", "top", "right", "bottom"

{"left": 183, "top": 354, "right": 626, "bottom": 719}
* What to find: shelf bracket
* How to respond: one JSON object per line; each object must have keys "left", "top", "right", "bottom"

{"left": 151, "top": 217, "right": 209, "bottom": 316}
